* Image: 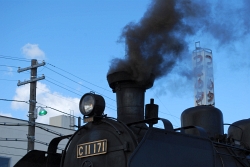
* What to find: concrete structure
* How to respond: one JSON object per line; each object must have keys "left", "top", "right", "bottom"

{"left": 49, "top": 115, "right": 75, "bottom": 130}
{"left": 0, "top": 115, "right": 76, "bottom": 167}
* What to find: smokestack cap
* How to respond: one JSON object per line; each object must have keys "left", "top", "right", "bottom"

{"left": 107, "top": 71, "right": 155, "bottom": 91}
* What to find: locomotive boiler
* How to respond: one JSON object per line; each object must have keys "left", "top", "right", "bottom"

{"left": 14, "top": 71, "right": 250, "bottom": 167}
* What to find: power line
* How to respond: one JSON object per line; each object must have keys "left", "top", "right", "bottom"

{"left": 0, "top": 65, "right": 19, "bottom": 68}
{"left": 0, "top": 152, "right": 23, "bottom": 157}
{"left": 0, "top": 79, "right": 18, "bottom": 81}
{"left": 0, "top": 70, "right": 18, "bottom": 73}
{"left": 36, "top": 86, "right": 78, "bottom": 104}
{"left": 0, "top": 55, "right": 30, "bottom": 62}
{"left": 44, "top": 65, "right": 92, "bottom": 90}
{"left": 44, "top": 65, "right": 115, "bottom": 102}
{"left": 45, "top": 76, "right": 117, "bottom": 109}
{"left": 159, "top": 110, "right": 180, "bottom": 120}
{"left": 153, "top": 95, "right": 180, "bottom": 127}
{"left": 0, "top": 59, "right": 116, "bottom": 112}
{"left": 0, "top": 145, "right": 26, "bottom": 151}
{"left": 0, "top": 99, "right": 29, "bottom": 104}
{"left": 36, "top": 84, "right": 116, "bottom": 111}
{"left": 45, "top": 78, "right": 83, "bottom": 96}
{"left": 46, "top": 75, "right": 84, "bottom": 93}
{"left": 38, "top": 66, "right": 45, "bottom": 72}
{"left": 0, "top": 138, "right": 64, "bottom": 150}
{"left": 105, "top": 105, "right": 116, "bottom": 111}
{"left": 0, "top": 98, "right": 71, "bottom": 115}
{"left": 36, "top": 101, "right": 81, "bottom": 119}
{"left": 0, "top": 122, "right": 68, "bottom": 136}
{"left": 11, "top": 60, "right": 116, "bottom": 103}
{"left": 47, "top": 63, "right": 111, "bottom": 92}
{"left": 0, "top": 98, "right": 83, "bottom": 120}
{"left": 45, "top": 79, "right": 116, "bottom": 109}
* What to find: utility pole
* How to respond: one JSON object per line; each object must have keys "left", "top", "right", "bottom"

{"left": 17, "top": 59, "right": 45, "bottom": 152}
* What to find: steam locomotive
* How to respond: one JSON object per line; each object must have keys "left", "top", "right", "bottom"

{"left": 14, "top": 71, "right": 250, "bottom": 167}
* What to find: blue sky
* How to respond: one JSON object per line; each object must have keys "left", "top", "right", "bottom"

{"left": 0, "top": 0, "right": 249, "bottom": 130}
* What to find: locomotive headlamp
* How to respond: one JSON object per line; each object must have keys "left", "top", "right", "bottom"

{"left": 79, "top": 93, "right": 105, "bottom": 117}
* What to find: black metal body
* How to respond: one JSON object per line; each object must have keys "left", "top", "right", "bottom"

{"left": 129, "top": 126, "right": 250, "bottom": 167}
{"left": 62, "top": 118, "right": 138, "bottom": 167}
{"left": 14, "top": 117, "right": 250, "bottom": 167}
{"left": 181, "top": 105, "right": 224, "bottom": 137}
{"left": 129, "top": 127, "right": 216, "bottom": 167}
{"left": 107, "top": 71, "right": 154, "bottom": 124}
{"left": 228, "top": 119, "right": 250, "bottom": 149}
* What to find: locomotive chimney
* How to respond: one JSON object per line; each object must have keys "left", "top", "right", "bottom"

{"left": 107, "top": 71, "right": 154, "bottom": 124}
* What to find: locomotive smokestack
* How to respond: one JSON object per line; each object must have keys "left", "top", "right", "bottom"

{"left": 107, "top": 71, "right": 154, "bottom": 124}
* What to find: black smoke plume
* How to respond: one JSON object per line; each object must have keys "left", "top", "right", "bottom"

{"left": 108, "top": 0, "right": 250, "bottom": 83}
{"left": 108, "top": 0, "right": 210, "bottom": 82}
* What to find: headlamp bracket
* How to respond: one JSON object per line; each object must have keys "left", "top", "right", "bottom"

{"left": 83, "top": 114, "right": 106, "bottom": 123}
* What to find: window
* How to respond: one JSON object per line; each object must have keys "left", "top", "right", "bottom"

{"left": 0, "top": 157, "right": 10, "bottom": 167}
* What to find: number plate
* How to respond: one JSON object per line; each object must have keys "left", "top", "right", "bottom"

{"left": 77, "top": 139, "right": 107, "bottom": 158}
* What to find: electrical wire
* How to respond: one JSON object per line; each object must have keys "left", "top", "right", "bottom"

{"left": 46, "top": 75, "right": 84, "bottom": 94}
{"left": 0, "top": 99, "right": 29, "bottom": 104}
{"left": 44, "top": 65, "right": 93, "bottom": 90}
{"left": 44, "top": 65, "right": 115, "bottom": 102}
{"left": 1, "top": 60, "right": 180, "bottom": 127}
{"left": 45, "top": 79, "right": 83, "bottom": 96}
{"left": 34, "top": 139, "right": 64, "bottom": 150}
{"left": 0, "top": 79, "right": 18, "bottom": 81}
{"left": 0, "top": 122, "right": 69, "bottom": 136}
{"left": 0, "top": 138, "right": 64, "bottom": 150}
{"left": 44, "top": 78, "right": 116, "bottom": 110}
{"left": 0, "top": 138, "right": 27, "bottom": 142}
{"left": 0, "top": 98, "right": 85, "bottom": 122}
{"left": 0, "top": 70, "right": 18, "bottom": 73}
{"left": 0, "top": 65, "right": 19, "bottom": 68}
{"left": 35, "top": 101, "right": 80, "bottom": 119}
{"left": 1, "top": 59, "right": 116, "bottom": 113}
{"left": 0, "top": 98, "right": 78, "bottom": 119}
{"left": 0, "top": 145, "right": 26, "bottom": 150}
{"left": 36, "top": 86, "right": 78, "bottom": 104}
{"left": 37, "top": 86, "right": 114, "bottom": 113}
{"left": 159, "top": 110, "right": 180, "bottom": 120}
{"left": 0, "top": 152, "right": 23, "bottom": 157}
{"left": 1, "top": 59, "right": 116, "bottom": 108}
{"left": 0, "top": 55, "right": 30, "bottom": 62}
{"left": 154, "top": 95, "right": 180, "bottom": 127}
{"left": 47, "top": 63, "right": 111, "bottom": 92}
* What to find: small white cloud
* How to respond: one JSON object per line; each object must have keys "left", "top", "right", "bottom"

{"left": 76, "top": 81, "right": 83, "bottom": 91}
{"left": 11, "top": 82, "right": 80, "bottom": 124}
{"left": 4, "top": 67, "right": 13, "bottom": 76}
{"left": 0, "top": 112, "right": 12, "bottom": 117}
{"left": 21, "top": 43, "right": 45, "bottom": 59}
{"left": 11, "top": 83, "right": 30, "bottom": 110}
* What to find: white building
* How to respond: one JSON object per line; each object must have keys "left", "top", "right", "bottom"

{"left": 0, "top": 115, "right": 76, "bottom": 167}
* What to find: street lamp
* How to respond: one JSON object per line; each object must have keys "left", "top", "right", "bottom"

{"left": 34, "top": 107, "right": 47, "bottom": 119}
{"left": 38, "top": 107, "right": 47, "bottom": 116}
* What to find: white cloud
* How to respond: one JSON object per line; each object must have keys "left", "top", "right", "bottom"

{"left": 11, "top": 83, "right": 30, "bottom": 110}
{"left": 11, "top": 82, "right": 80, "bottom": 124}
{"left": 0, "top": 112, "right": 12, "bottom": 117}
{"left": 21, "top": 43, "right": 45, "bottom": 60}
{"left": 4, "top": 67, "right": 13, "bottom": 76}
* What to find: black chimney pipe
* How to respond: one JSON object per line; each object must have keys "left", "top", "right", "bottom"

{"left": 107, "top": 71, "right": 154, "bottom": 124}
